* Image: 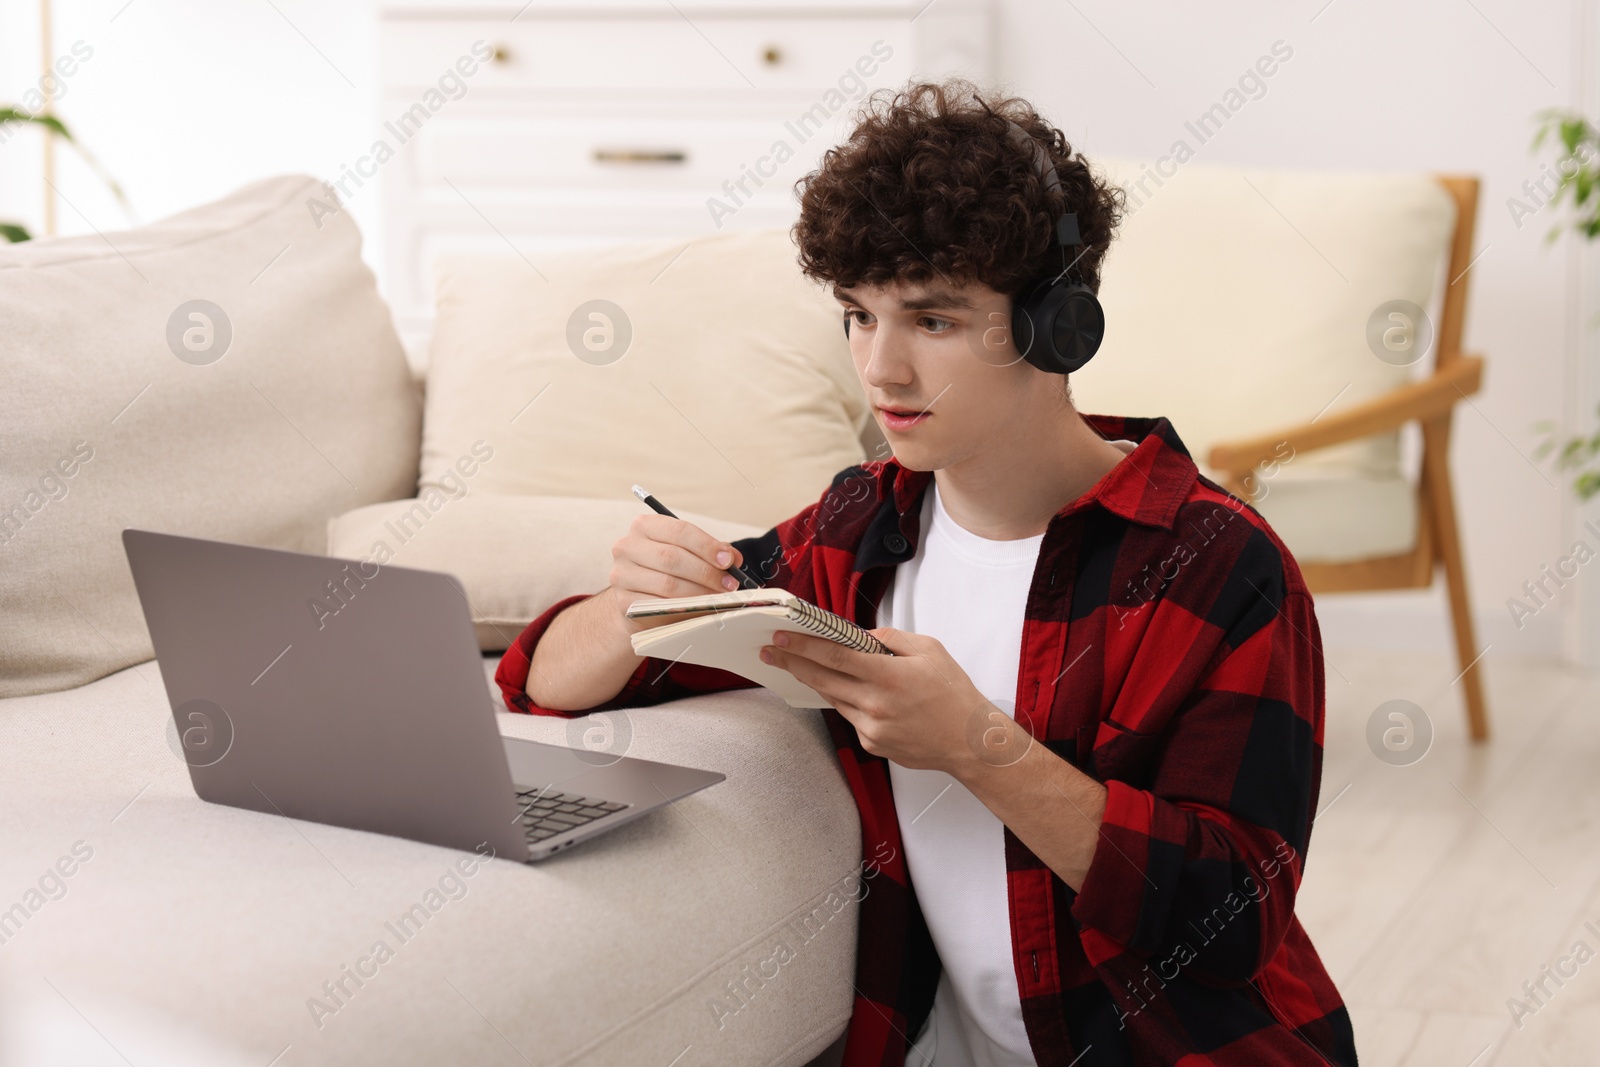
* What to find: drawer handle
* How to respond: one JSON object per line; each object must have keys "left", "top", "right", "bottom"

{"left": 592, "top": 148, "right": 688, "bottom": 165}
{"left": 490, "top": 43, "right": 511, "bottom": 63}
{"left": 762, "top": 45, "right": 782, "bottom": 66}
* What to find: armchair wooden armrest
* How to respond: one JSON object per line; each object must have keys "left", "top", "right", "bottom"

{"left": 1206, "top": 354, "right": 1484, "bottom": 477}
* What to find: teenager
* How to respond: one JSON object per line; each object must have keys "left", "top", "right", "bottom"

{"left": 496, "top": 79, "right": 1356, "bottom": 1067}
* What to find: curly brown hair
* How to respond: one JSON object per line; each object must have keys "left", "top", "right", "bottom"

{"left": 791, "top": 78, "right": 1123, "bottom": 298}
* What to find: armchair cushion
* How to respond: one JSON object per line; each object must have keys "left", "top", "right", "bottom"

{"left": 1073, "top": 161, "right": 1457, "bottom": 562}
{"left": 1242, "top": 473, "right": 1418, "bottom": 564}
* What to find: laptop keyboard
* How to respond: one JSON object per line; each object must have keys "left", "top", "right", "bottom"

{"left": 515, "top": 788, "right": 631, "bottom": 843}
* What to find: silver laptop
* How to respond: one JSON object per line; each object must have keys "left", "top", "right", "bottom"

{"left": 121, "top": 528, "right": 724, "bottom": 862}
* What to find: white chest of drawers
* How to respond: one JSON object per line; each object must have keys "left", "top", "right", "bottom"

{"left": 377, "top": 0, "right": 994, "bottom": 359}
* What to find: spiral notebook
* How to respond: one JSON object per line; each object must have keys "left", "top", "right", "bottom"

{"left": 625, "top": 588, "right": 891, "bottom": 709}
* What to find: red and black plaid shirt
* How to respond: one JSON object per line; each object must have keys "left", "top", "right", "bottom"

{"left": 496, "top": 413, "right": 1357, "bottom": 1067}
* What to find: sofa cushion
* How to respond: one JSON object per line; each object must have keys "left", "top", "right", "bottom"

{"left": 419, "top": 228, "right": 873, "bottom": 531}
{"left": 327, "top": 494, "right": 763, "bottom": 651}
{"left": 0, "top": 174, "right": 422, "bottom": 697}
{"left": 1073, "top": 161, "right": 1455, "bottom": 562}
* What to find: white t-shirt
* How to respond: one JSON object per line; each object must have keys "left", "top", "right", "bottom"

{"left": 886, "top": 444, "right": 1138, "bottom": 1067}
{"left": 882, "top": 478, "right": 1044, "bottom": 1067}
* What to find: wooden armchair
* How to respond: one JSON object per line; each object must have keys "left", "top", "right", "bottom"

{"left": 1207, "top": 177, "right": 1489, "bottom": 742}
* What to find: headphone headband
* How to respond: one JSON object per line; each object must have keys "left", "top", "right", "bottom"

{"left": 1000, "top": 116, "right": 1105, "bottom": 376}
{"left": 1003, "top": 118, "right": 1082, "bottom": 285}
{"left": 1003, "top": 118, "right": 1062, "bottom": 198}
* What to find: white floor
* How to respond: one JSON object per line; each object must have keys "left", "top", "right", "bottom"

{"left": 1300, "top": 645, "right": 1600, "bottom": 1067}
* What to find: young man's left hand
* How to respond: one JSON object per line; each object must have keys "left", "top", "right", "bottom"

{"left": 759, "top": 627, "right": 1002, "bottom": 775}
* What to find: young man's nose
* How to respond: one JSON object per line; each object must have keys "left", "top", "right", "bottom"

{"left": 861, "top": 325, "right": 918, "bottom": 388}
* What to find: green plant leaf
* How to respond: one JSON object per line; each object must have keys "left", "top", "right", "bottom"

{"left": 0, "top": 108, "right": 72, "bottom": 141}
{"left": 0, "top": 222, "right": 31, "bottom": 242}
{"left": 1562, "top": 117, "right": 1584, "bottom": 154}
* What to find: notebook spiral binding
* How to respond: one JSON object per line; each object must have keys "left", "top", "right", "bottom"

{"left": 789, "top": 600, "right": 891, "bottom": 655}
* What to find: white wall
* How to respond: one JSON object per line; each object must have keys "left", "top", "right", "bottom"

{"left": 0, "top": 0, "right": 384, "bottom": 272}
{"left": 4, "top": 0, "right": 1595, "bottom": 668}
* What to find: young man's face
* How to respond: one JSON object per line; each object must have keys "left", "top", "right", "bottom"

{"left": 835, "top": 277, "right": 1063, "bottom": 471}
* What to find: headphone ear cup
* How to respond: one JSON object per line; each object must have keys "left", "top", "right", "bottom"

{"left": 1010, "top": 278, "right": 1053, "bottom": 370}
{"left": 1052, "top": 286, "right": 1105, "bottom": 374}
{"left": 843, "top": 311, "right": 851, "bottom": 339}
{"left": 1012, "top": 279, "right": 1104, "bottom": 375}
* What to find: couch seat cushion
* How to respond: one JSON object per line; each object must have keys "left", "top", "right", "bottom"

{"left": 327, "top": 494, "right": 763, "bottom": 651}
{"left": 0, "top": 659, "right": 860, "bottom": 1066}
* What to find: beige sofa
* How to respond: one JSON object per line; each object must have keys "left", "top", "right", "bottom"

{"left": 1, "top": 162, "right": 1459, "bottom": 1065}
{"left": 0, "top": 176, "right": 869, "bottom": 1066}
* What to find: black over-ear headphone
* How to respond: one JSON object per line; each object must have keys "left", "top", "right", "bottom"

{"left": 840, "top": 119, "right": 1106, "bottom": 376}
{"left": 1004, "top": 119, "right": 1105, "bottom": 375}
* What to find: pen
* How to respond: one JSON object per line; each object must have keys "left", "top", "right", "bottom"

{"left": 631, "top": 485, "right": 763, "bottom": 591}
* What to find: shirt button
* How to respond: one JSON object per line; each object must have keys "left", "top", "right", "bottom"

{"left": 885, "top": 533, "right": 909, "bottom": 554}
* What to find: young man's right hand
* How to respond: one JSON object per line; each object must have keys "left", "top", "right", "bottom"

{"left": 606, "top": 513, "right": 745, "bottom": 635}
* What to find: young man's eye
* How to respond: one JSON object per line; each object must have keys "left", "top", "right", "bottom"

{"left": 920, "top": 316, "right": 955, "bottom": 334}
{"left": 846, "top": 309, "right": 873, "bottom": 328}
